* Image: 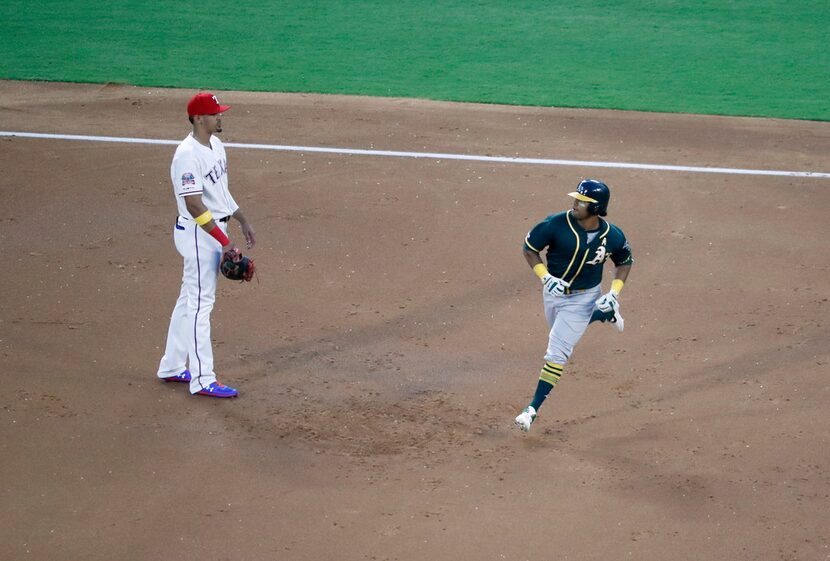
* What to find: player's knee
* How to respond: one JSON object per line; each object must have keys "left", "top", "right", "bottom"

{"left": 544, "top": 350, "right": 569, "bottom": 364}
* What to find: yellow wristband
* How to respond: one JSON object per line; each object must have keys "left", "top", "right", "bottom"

{"left": 194, "top": 210, "right": 213, "bottom": 226}
{"left": 611, "top": 279, "right": 624, "bottom": 295}
{"left": 533, "top": 263, "right": 548, "bottom": 279}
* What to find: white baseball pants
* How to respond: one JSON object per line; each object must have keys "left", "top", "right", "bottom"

{"left": 157, "top": 217, "right": 226, "bottom": 393}
{"left": 542, "top": 285, "right": 601, "bottom": 365}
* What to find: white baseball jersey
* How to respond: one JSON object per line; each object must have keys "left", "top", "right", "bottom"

{"left": 171, "top": 133, "right": 239, "bottom": 219}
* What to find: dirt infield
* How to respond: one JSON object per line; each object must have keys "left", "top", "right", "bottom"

{"left": 1, "top": 80, "right": 828, "bottom": 561}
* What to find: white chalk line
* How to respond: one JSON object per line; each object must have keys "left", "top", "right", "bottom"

{"left": 2, "top": 130, "right": 828, "bottom": 179}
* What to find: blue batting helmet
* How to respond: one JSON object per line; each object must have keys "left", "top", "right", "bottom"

{"left": 568, "top": 179, "right": 610, "bottom": 216}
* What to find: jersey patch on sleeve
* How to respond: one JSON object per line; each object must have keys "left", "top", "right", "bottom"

{"left": 612, "top": 239, "right": 633, "bottom": 266}
{"left": 181, "top": 172, "right": 196, "bottom": 186}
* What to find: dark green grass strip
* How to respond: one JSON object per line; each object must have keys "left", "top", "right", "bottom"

{"left": 1, "top": 1, "right": 827, "bottom": 120}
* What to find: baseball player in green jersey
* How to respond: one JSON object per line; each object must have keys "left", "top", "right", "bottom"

{"left": 515, "top": 179, "right": 633, "bottom": 432}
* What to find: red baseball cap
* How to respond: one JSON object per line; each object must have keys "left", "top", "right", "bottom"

{"left": 187, "top": 92, "right": 231, "bottom": 116}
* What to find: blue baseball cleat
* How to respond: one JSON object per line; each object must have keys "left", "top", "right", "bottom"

{"left": 162, "top": 370, "right": 191, "bottom": 383}
{"left": 195, "top": 382, "right": 238, "bottom": 398}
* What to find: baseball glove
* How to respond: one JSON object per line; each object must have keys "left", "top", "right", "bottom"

{"left": 220, "top": 247, "right": 256, "bottom": 282}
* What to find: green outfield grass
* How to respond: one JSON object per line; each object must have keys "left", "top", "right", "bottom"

{"left": 1, "top": 1, "right": 827, "bottom": 120}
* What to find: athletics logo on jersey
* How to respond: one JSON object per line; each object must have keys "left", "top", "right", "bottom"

{"left": 181, "top": 172, "right": 196, "bottom": 186}
{"left": 586, "top": 237, "right": 609, "bottom": 266}
{"left": 586, "top": 245, "right": 607, "bottom": 265}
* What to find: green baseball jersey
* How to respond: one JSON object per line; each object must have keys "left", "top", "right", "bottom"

{"left": 524, "top": 211, "right": 632, "bottom": 290}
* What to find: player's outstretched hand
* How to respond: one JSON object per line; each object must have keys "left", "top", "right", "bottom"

{"left": 595, "top": 291, "right": 619, "bottom": 313}
{"left": 541, "top": 274, "right": 570, "bottom": 296}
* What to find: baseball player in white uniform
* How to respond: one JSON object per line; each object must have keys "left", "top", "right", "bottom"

{"left": 156, "top": 93, "right": 256, "bottom": 398}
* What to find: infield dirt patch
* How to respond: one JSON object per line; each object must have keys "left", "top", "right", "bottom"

{"left": 1, "top": 80, "right": 828, "bottom": 561}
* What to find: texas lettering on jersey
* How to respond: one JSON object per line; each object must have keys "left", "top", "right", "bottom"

{"left": 204, "top": 158, "right": 227, "bottom": 185}
{"left": 170, "top": 134, "right": 239, "bottom": 218}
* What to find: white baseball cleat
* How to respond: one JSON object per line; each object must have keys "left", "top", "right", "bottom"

{"left": 514, "top": 405, "right": 537, "bottom": 432}
{"left": 611, "top": 309, "right": 624, "bottom": 333}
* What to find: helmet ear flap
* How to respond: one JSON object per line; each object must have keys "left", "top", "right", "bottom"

{"left": 582, "top": 179, "right": 610, "bottom": 216}
{"left": 582, "top": 199, "right": 607, "bottom": 216}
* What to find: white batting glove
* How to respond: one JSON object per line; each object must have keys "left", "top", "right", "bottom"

{"left": 595, "top": 291, "right": 619, "bottom": 313}
{"left": 541, "top": 274, "right": 570, "bottom": 296}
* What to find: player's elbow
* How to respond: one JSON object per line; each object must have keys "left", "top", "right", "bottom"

{"left": 184, "top": 195, "right": 205, "bottom": 217}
